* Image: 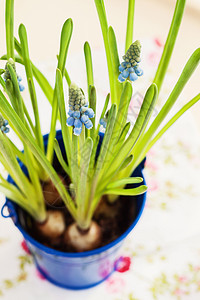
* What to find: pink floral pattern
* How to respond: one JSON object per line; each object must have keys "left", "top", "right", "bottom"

{"left": 0, "top": 38, "right": 200, "bottom": 300}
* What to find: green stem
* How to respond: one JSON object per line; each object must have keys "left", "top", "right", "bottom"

{"left": 5, "top": 0, "right": 14, "bottom": 59}
{"left": 94, "top": 0, "right": 116, "bottom": 103}
{"left": 125, "top": 0, "right": 135, "bottom": 52}
{"left": 64, "top": 68, "right": 71, "bottom": 86}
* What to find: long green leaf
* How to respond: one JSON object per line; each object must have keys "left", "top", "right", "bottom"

{"left": 0, "top": 131, "right": 33, "bottom": 197}
{"left": 104, "top": 185, "right": 147, "bottom": 196}
{"left": 95, "top": 93, "right": 110, "bottom": 136}
{"left": 0, "top": 89, "right": 77, "bottom": 220}
{"left": 103, "top": 83, "right": 157, "bottom": 182}
{"left": 46, "top": 19, "right": 73, "bottom": 163}
{"left": 154, "top": 0, "right": 186, "bottom": 92}
{"left": 18, "top": 24, "right": 44, "bottom": 152}
{"left": 54, "top": 139, "right": 70, "bottom": 176}
{"left": 119, "top": 154, "right": 133, "bottom": 171}
{"left": 107, "top": 177, "right": 143, "bottom": 189}
{"left": 84, "top": 42, "right": 94, "bottom": 95}
{"left": 108, "top": 26, "right": 123, "bottom": 104}
{"left": 97, "top": 83, "right": 132, "bottom": 180}
{"left": 89, "top": 86, "right": 96, "bottom": 139}
{"left": 13, "top": 40, "right": 54, "bottom": 103}
{"left": 133, "top": 48, "right": 200, "bottom": 167}
{"left": 95, "top": 104, "right": 117, "bottom": 175}
{"left": 144, "top": 93, "right": 200, "bottom": 158}
{"left": 55, "top": 69, "right": 72, "bottom": 166}
{"left": 77, "top": 137, "right": 93, "bottom": 229}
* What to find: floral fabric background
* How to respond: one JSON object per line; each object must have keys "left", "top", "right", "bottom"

{"left": 0, "top": 39, "right": 200, "bottom": 300}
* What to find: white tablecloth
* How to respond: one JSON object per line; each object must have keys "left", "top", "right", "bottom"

{"left": 1, "top": 39, "right": 200, "bottom": 300}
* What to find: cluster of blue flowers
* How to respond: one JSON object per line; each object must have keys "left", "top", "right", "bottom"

{"left": 0, "top": 114, "right": 9, "bottom": 134}
{"left": 66, "top": 83, "right": 95, "bottom": 136}
{"left": 118, "top": 40, "right": 143, "bottom": 83}
{"left": 3, "top": 59, "right": 25, "bottom": 92}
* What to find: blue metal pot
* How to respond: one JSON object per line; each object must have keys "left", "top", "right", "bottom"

{"left": 1, "top": 130, "right": 146, "bottom": 289}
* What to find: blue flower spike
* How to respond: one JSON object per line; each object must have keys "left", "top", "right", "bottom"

{"left": 67, "top": 83, "right": 95, "bottom": 136}
{"left": 0, "top": 114, "right": 9, "bottom": 134}
{"left": 118, "top": 40, "right": 143, "bottom": 83}
{"left": 3, "top": 58, "right": 25, "bottom": 92}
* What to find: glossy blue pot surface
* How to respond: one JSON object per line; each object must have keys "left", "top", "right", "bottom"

{"left": 2, "top": 130, "right": 146, "bottom": 289}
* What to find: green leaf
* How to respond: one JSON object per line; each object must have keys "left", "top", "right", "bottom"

{"left": 114, "top": 82, "right": 132, "bottom": 137}
{"left": 0, "top": 89, "right": 77, "bottom": 220}
{"left": 108, "top": 26, "right": 123, "bottom": 104}
{"left": 114, "top": 122, "right": 131, "bottom": 152}
{"left": 7, "top": 63, "right": 24, "bottom": 120}
{"left": 107, "top": 177, "right": 143, "bottom": 189}
{"left": 96, "top": 93, "right": 110, "bottom": 136}
{"left": 154, "top": 0, "right": 186, "bottom": 92}
{"left": 57, "top": 19, "right": 73, "bottom": 75}
{"left": 89, "top": 86, "right": 96, "bottom": 139}
{"left": 77, "top": 137, "right": 93, "bottom": 228}
{"left": 0, "top": 130, "right": 33, "bottom": 197}
{"left": 46, "top": 19, "right": 73, "bottom": 163}
{"left": 119, "top": 154, "right": 133, "bottom": 171}
{"left": 5, "top": 0, "right": 14, "bottom": 59}
{"left": 84, "top": 42, "right": 94, "bottom": 95}
{"left": 0, "top": 181, "right": 45, "bottom": 222}
{"left": 104, "top": 185, "right": 147, "bottom": 196}
{"left": 32, "top": 64, "right": 54, "bottom": 104}
{"left": 145, "top": 93, "right": 200, "bottom": 155}
{"left": 0, "top": 69, "right": 5, "bottom": 75}
{"left": 88, "top": 135, "right": 99, "bottom": 180}
{"left": 13, "top": 39, "right": 54, "bottom": 104}
{"left": 18, "top": 24, "right": 44, "bottom": 153}
{"left": 0, "top": 74, "right": 6, "bottom": 89}
{"left": 95, "top": 104, "right": 117, "bottom": 175}
{"left": 55, "top": 68, "right": 72, "bottom": 166}
{"left": 64, "top": 67, "right": 71, "bottom": 86}
{"left": 132, "top": 48, "right": 200, "bottom": 169}
{"left": 54, "top": 139, "right": 70, "bottom": 176}
{"left": 103, "top": 83, "right": 157, "bottom": 182}
{"left": 98, "top": 83, "right": 132, "bottom": 179}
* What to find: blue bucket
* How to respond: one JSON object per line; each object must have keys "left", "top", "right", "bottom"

{"left": 1, "top": 130, "right": 146, "bottom": 289}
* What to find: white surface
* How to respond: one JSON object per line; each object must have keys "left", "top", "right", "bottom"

{"left": 0, "top": 38, "right": 200, "bottom": 299}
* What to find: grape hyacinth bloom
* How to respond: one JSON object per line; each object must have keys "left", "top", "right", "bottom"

{"left": 118, "top": 40, "right": 143, "bottom": 83}
{"left": 0, "top": 114, "right": 9, "bottom": 134}
{"left": 67, "top": 83, "right": 95, "bottom": 136}
{"left": 3, "top": 58, "right": 25, "bottom": 92}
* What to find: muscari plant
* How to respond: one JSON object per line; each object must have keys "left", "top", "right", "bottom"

{"left": 0, "top": 0, "right": 200, "bottom": 250}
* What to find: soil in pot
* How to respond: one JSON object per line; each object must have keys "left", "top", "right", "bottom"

{"left": 17, "top": 155, "right": 138, "bottom": 253}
